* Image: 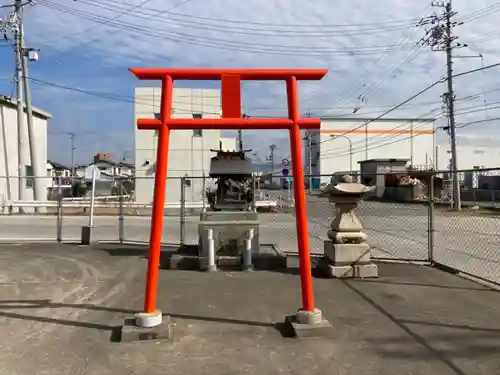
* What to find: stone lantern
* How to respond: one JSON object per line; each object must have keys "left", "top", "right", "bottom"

{"left": 318, "top": 176, "right": 378, "bottom": 278}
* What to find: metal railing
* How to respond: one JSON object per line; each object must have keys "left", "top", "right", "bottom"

{"left": 0, "top": 169, "right": 499, "bottom": 286}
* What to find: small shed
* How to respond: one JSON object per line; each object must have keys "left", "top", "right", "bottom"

{"left": 358, "top": 159, "right": 409, "bottom": 197}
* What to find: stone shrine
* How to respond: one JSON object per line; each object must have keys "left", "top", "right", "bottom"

{"left": 319, "top": 176, "right": 378, "bottom": 278}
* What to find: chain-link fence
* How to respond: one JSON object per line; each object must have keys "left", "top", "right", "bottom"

{"left": 0, "top": 168, "right": 499, "bottom": 285}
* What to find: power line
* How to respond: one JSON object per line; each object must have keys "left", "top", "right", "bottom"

{"left": 319, "top": 106, "right": 444, "bottom": 158}
{"left": 54, "top": 0, "right": 196, "bottom": 48}
{"left": 65, "top": 0, "right": 155, "bottom": 39}
{"left": 338, "top": 2, "right": 500, "bottom": 113}
{"left": 72, "top": 0, "right": 427, "bottom": 28}
{"left": 321, "top": 99, "right": 499, "bottom": 158}
{"left": 307, "top": 3, "right": 433, "bottom": 110}
{"left": 34, "top": 1, "right": 422, "bottom": 56}
{"left": 459, "top": 2, "right": 500, "bottom": 22}
{"left": 25, "top": 63, "right": 500, "bottom": 121}
{"left": 317, "top": 79, "right": 444, "bottom": 148}
{"left": 456, "top": 115, "right": 500, "bottom": 128}
{"left": 69, "top": 0, "right": 424, "bottom": 36}
{"left": 315, "top": 59, "right": 500, "bottom": 148}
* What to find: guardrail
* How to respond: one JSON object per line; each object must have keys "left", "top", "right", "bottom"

{"left": 61, "top": 195, "right": 132, "bottom": 202}
{"left": 4, "top": 199, "right": 279, "bottom": 209}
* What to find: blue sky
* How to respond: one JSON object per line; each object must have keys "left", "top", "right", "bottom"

{"left": 1, "top": 0, "right": 500, "bottom": 165}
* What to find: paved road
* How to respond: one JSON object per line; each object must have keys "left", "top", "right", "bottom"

{"left": 0, "top": 197, "right": 498, "bottom": 284}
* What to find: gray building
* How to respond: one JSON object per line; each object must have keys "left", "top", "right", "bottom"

{"left": 134, "top": 87, "right": 236, "bottom": 204}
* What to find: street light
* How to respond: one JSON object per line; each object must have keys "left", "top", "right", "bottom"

{"left": 23, "top": 47, "right": 39, "bottom": 61}
{"left": 329, "top": 134, "right": 353, "bottom": 175}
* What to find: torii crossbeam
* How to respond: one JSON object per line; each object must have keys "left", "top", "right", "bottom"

{"left": 130, "top": 67, "right": 328, "bottom": 326}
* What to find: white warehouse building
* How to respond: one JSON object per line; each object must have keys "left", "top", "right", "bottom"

{"left": 134, "top": 87, "right": 236, "bottom": 204}
{"left": 308, "top": 117, "right": 437, "bottom": 185}
{"left": 435, "top": 143, "right": 500, "bottom": 171}
{"left": 0, "top": 95, "right": 51, "bottom": 211}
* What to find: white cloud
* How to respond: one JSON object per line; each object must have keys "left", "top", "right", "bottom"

{"left": 7, "top": 0, "right": 500, "bottom": 160}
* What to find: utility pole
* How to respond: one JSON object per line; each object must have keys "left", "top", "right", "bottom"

{"left": 306, "top": 131, "right": 312, "bottom": 193}
{"left": 267, "top": 144, "right": 276, "bottom": 177}
{"left": 20, "top": 9, "right": 44, "bottom": 212}
{"left": 67, "top": 132, "right": 76, "bottom": 176}
{"left": 419, "top": 0, "right": 465, "bottom": 211}
{"left": 444, "top": 1, "right": 460, "bottom": 211}
{"left": 239, "top": 113, "right": 248, "bottom": 152}
{"left": 67, "top": 131, "right": 76, "bottom": 186}
{"left": 13, "top": 2, "right": 27, "bottom": 211}
{"left": 3, "top": 0, "right": 40, "bottom": 211}
{"left": 302, "top": 111, "right": 313, "bottom": 193}
{"left": 237, "top": 130, "right": 243, "bottom": 151}
{"left": 253, "top": 152, "right": 260, "bottom": 174}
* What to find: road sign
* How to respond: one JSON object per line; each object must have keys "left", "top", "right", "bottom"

{"left": 282, "top": 158, "right": 289, "bottom": 167}
{"left": 84, "top": 165, "right": 101, "bottom": 181}
{"left": 282, "top": 168, "right": 289, "bottom": 176}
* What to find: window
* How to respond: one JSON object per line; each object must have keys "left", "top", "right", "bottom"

{"left": 153, "top": 114, "right": 161, "bottom": 137}
{"left": 192, "top": 113, "right": 203, "bottom": 137}
{"left": 25, "top": 165, "right": 34, "bottom": 188}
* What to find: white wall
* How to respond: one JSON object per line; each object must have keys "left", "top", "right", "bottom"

{"left": 436, "top": 143, "right": 500, "bottom": 170}
{"left": 0, "top": 104, "right": 50, "bottom": 209}
{"left": 134, "top": 87, "right": 236, "bottom": 204}
{"left": 220, "top": 137, "right": 237, "bottom": 152}
{"left": 315, "top": 118, "right": 436, "bottom": 183}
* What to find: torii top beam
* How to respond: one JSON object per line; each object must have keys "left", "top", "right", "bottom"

{"left": 129, "top": 67, "right": 328, "bottom": 131}
{"left": 129, "top": 68, "right": 327, "bottom": 81}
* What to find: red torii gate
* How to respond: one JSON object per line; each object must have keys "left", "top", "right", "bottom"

{"left": 130, "top": 68, "right": 328, "bottom": 324}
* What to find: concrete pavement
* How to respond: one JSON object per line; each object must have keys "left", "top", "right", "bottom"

{"left": 0, "top": 243, "right": 499, "bottom": 375}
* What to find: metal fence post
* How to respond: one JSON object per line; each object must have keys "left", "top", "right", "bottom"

{"left": 243, "top": 228, "right": 254, "bottom": 270}
{"left": 180, "top": 176, "right": 186, "bottom": 246}
{"left": 206, "top": 228, "right": 216, "bottom": 272}
{"left": 427, "top": 172, "right": 435, "bottom": 263}
{"left": 56, "top": 176, "right": 63, "bottom": 243}
{"left": 118, "top": 178, "right": 125, "bottom": 244}
{"left": 252, "top": 174, "right": 257, "bottom": 212}
{"left": 202, "top": 173, "right": 207, "bottom": 212}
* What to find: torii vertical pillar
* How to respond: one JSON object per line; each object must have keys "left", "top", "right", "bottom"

{"left": 129, "top": 68, "right": 330, "bottom": 333}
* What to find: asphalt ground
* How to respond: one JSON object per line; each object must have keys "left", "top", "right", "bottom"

{"left": 0, "top": 243, "right": 500, "bottom": 374}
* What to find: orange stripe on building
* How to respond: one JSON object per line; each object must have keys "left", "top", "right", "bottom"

{"left": 320, "top": 129, "right": 435, "bottom": 135}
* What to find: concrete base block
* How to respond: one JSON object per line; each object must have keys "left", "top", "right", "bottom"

{"left": 167, "top": 245, "right": 285, "bottom": 271}
{"left": 323, "top": 241, "right": 371, "bottom": 265}
{"left": 206, "top": 264, "right": 218, "bottom": 272}
{"left": 319, "top": 260, "right": 378, "bottom": 278}
{"left": 241, "top": 264, "right": 254, "bottom": 272}
{"left": 284, "top": 309, "right": 333, "bottom": 339}
{"left": 120, "top": 315, "right": 173, "bottom": 342}
{"left": 217, "top": 255, "right": 241, "bottom": 268}
{"left": 80, "top": 226, "right": 92, "bottom": 246}
{"left": 169, "top": 254, "right": 199, "bottom": 270}
{"left": 253, "top": 251, "right": 287, "bottom": 269}
{"left": 135, "top": 310, "right": 163, "bottom": 328}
